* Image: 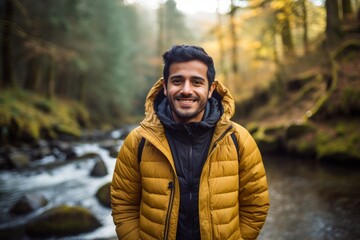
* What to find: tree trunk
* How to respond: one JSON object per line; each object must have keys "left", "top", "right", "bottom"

{"left": 325, "top": 0, "right": 341, "bottom": 47}
{"left": 216, "top": 0, "right": 228, "bottom": 85}
{"left": 342, "top": 0, "right": 353, "bottom": 19}
{"left": 301, "top": 0, "right": 309, "bottom": 54}
{"left": 1, "top": 0, "right": 16, "bottom": 88}
{"left": 229, "top": 1, "right": 239, "bottom": 75}
{"left": 157, "top": 1, "right": 165, "bottom": 77}
{"left": 79, "top": 73, "right": 87, "bottom": 104}
{"left": 280, "top": 14, "right": 295, "bottom": 57}
{"left": 24, "top": 57, "right": 42, "bottom": 92}
{"left": 46, "top": 53, "right": 56, "bottom": 99}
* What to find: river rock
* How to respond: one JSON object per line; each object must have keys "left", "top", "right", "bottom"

{"left": 25, "top": 205, "right": 101, "bottom": 237}
{"left": 253, "top": 127, "right": 282, "bottom": 154}
{"left": 96, "top": 182, "right": 111, "bottom": 208}
{"left": 286, "top": 134, "right": 317, "bottom": 158}
{"left": 109, "top": 146, "right": 119, "bottom": 158}
{"left": 99, "top": 140, "right": 120, "bottom": 158}
{"left": 255, "top": 136, "right": 280, "bottom": 154}
{"left": 9, "top": 193, "right": 48, "bottom": 215}
{"left": 8, "top": 151, "right": 30, "bottom": 169}
{"left": 51, "top": 140, "right": 77, "bottom": 160}
{"left": 90, "top": 159, "right": 108, "bottom": 177}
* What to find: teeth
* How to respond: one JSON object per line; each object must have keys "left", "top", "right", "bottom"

{"left": 180, "top": 100, "right": 194, "bottom": 103}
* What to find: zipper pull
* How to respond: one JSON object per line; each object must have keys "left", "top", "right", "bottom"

{"left": 168, "top": 181, "right": 174, "bottom": 189}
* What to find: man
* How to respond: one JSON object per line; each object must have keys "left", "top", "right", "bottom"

{"left": 111, "top": 45, "right": 269, "bottom": 240}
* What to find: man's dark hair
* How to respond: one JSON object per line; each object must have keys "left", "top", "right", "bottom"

{"left": 162, "top": 45, "right": 216, "bottom": 87}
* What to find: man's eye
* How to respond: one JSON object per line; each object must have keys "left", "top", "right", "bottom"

{"left": 193, "top": 80, "right": 203, "bottom": 86}
{"left": 171, "top": 79, "right": 182, "bottom": 85}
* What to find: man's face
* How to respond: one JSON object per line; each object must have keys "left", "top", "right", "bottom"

{"left": 163, "top": 60, "right": 216, "bottom": 123}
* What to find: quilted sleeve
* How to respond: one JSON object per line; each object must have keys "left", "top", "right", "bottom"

{"left": 111, "top": 130, "right": 142, "bottom": 239}
{"left": 236, "top": 125, "right": 270, "bottom": 240}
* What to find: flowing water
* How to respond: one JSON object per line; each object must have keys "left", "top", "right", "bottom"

{"left": 0, "top": 142, "right": 120, "bottom": 239}
{"left": 259, "top": 156, "right": 360, "bottom": 240}
{"left": 0, "top": 141, "right": 359, "bottom": 239}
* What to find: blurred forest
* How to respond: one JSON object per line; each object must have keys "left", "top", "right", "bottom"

{"left": 0, "top": 0, "right": 359, "bottom": 149}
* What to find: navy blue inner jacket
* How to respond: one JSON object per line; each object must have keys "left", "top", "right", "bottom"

{"left": 156, "top": 93, "right": 222, "bottom": 240}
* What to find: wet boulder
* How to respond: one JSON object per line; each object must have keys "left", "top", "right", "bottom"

{"left": 50, "top": 140, "right": 77, "bottom": 160}
{"left": 96, "top": 182, "right": 111, "bottom": 208}
{"left": 90, "top": 159, "right": 108, "bottom": 177}
{"left": 108, "top": 146, "right": 119, "bottom": 158}
{"left": 25, "top": 205, "right": 101, "bottom": 237}
{"left": 10, "top": 193, "right": 48, "bottom": 215}
{"left": 8, "top": 151, "right": 30, "bottom": 169}
{"left": 99, "top": 140, "right": 121, "bottom": 158}
{"left": 286, "top": 134, "right": 317, "bottom": 158}
{"left": 255, "top": 136, "right": 280, "bottom": 154}
{"left": 253, "top": 126, "right": 283, "bottom": 154}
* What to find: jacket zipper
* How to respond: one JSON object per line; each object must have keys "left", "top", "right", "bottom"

{"left": 164, "top": 181, "right": 175, "bottom": 239}
{"left": 189, "top": 143, "right": 193, "bottom": 239}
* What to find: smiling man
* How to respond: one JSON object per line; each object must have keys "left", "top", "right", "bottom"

{"left": 111, "top": 45, "right": 269, "bottom": 240}
{"left": 164, "top": 60, "right": 215, "bottom": 123}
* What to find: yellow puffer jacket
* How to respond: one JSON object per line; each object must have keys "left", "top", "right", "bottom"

{"left": 111, "top": 79, "right": 269, "bottom": 240}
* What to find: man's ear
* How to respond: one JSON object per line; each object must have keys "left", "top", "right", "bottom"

{"left": 163, "top": 79, "right": 167, "bottom": 96}
{"left": 208, "top": 82, "right": 216, "bottom": 98}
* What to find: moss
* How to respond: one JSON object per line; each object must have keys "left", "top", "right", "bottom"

{"left": 96, "top": 182, "right": 111, "bottom": 208}
{"left": 245, "top": 122, "right": 260, "bottom": 134}
{"left": 315, "top": 127, "right": 360, "bottom": 163}
{"left": 286, "top": 133, "right": 316, "bottom": 158}
{"left": 0, "top": 89, "right": 90, "bottom": 142}
{"left": 253, "top": 127, "right": 281, "bottom": 154}
{"left": 25, "top": 205, "right": 101, "bottom": 237}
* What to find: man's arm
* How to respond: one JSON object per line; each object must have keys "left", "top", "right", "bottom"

{"left": 237, "top": 126, "right": 270, "bottom": 240}
{"left": 111, "top": 131, "right": 142, "bottom": 239}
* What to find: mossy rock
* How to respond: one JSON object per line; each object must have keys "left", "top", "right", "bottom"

{"left": 253, "top": 129, "right": 280, "bottom": 154}
{"left": 96, "top": 182, "right": 111, "bottom": 208}
{"left": 255, "top": 137, "right": 280, "bottom": 154}
{"left": 263, "top": 125, "right": 285, "bottom": 137}
{"left": 316, "top": 128, "right": 360, "bottom": 164}
{"left": 253, "top": 127, "right": 281, "bottom": 154}
{"left": 25, "top": 205, "right": 101, "bottom": 237}
{"left": 245, "top": 122, "right": 260, "bottom": 134}
{"left": 8, "top": 151, "right": 31, "bottom": 169}
{"left": 286, "top": 133, "right": 316, "bottom": 158}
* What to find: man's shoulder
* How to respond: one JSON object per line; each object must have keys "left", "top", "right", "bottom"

{"left": 122, "top": 126, "right": 143, "bottom": 144}
{"left": 230, "top": 121, "right": 251, "bottom": 137}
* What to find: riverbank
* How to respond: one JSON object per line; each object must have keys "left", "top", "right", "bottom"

{"left": 235, "top": 39, "right": 360, "bottom": 165}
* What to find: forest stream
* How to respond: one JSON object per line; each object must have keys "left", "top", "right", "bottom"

{"left": 0, "top": 132, "right": 359, "bottom": 240}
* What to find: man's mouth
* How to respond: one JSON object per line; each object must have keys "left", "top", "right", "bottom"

{"left": 176, "top": 98, "right": 197, "bottom": 107}
{"left": 178, "top": 98, "right": 196, "bottom": 103}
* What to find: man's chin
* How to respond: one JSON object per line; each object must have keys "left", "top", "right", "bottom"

{"left": 173, "top": 111, "right": 201, "bottom": 122}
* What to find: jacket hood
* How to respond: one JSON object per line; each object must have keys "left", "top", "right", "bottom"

{"left": 141, "top": 78, "right": 235, "bottom": 128}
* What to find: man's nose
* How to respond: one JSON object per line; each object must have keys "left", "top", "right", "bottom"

{"left": 180, "top": 80, "right": 192, "bottom": 95}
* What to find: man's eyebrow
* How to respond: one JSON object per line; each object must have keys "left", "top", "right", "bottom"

{"left": 191, "top": 76, "right": 206, "bottom": 81}
{"left": 169, "top": 74, "right": 184, "bottom": 79}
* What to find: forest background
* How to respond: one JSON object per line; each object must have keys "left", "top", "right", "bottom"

{"left": 0, "top": 0, "right": 359, "bottom": 158}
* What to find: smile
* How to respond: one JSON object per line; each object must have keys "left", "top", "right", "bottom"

{"left": 178, "top": 99, "right": 196, "bottom": 103}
